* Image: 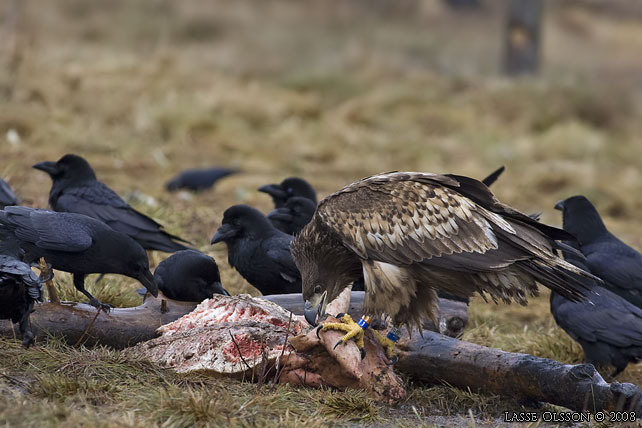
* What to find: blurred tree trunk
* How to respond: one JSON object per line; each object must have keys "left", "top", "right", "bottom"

{"left": 502, "top": 0, "right": 543, "bottom": 75}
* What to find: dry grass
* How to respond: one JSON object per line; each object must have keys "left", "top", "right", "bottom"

{"left": 2, "top": 0, "right": 642, "bottom": 426}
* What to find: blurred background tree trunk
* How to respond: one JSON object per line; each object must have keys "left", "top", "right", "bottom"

{"left": 502, "top": 0, "right": 543, "bottom": 75}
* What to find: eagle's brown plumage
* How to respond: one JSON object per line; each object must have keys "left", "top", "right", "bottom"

{"left": 292, "top": 172, "right": 594, "bottom": 331}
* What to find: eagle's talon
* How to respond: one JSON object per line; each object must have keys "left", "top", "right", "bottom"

{"left": 360, "top": 347, "right": 366, "bottom": 359}
{"left": 319, "top": 314, "right": 366, "bottom": 354}
{"left": 315, "top": 325, "right": 323, "bottom": 339}
{"left": 372, "top": 329, "right": 398, "bottom": 362}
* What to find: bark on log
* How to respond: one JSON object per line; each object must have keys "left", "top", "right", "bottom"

{"left": 0, "top": 292, "right": 468, "bottom": 349}
{"left": 397, "top": 330, "right": 642, "bottom": 416}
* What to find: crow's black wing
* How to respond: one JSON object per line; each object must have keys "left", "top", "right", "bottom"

{"left": 0, "top": 207, "right": 93, "bottom": 252}
{"left": 553, "top": 287, "right": 642, "bottom": 348}
{"left": 55, "top": 184, "right": 165, "bottom": 231}
{"left": 584, "top": 245, "right": 642, "bottom": 308}
{"left": 586, "top": 246, "right": 642, "bottom": 292}
{"left": 0, "top": 179, "right": 19, "bottom": 208}
{"left": 0, "top": 254, "right": 44, "bottom": 300}
{"left": 56, "top": 184, "right": 189, "bottom": 251}
{"left": 265, "top": 235, "right": 301, "bottom": 285}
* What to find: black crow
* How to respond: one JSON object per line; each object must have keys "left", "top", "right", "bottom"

{"left": 211, "top": 204, "right": 301, "bottom": 295}
{"left": 0, "top": 178, "right": 19, "bottom": 209}
{"left": 551, "top": 241, "right": 642, "bottom": 377}
{"left": 0, "top": 206, "right": 157, "bottom": 310}
{"left": 258, "top": 177, "right": 317, "bottom": 209}
{"left": 153, "top": 249, "right": 229, "bottom": 302}
{"left": 0, "top": 240, "right": 43, "bottom": 347}
{"left": 165, "top": 167, "right": 239, "bottom": 192}
{"left": 555, "top": 195, "right": 642, "bottom": 309}
{"left": 33, "top": 154, "right": 189, "bottom": 253}
{"left": 266, "top": 196, "right": 316, "bottom": 236}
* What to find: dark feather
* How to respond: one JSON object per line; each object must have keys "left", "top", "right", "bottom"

{"left": 0, "top": 178, "right": 19, "bottom": 209}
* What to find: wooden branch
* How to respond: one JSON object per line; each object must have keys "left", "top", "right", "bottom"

{"left": 502, "top": 0, "right": 544, "bottom": 75}
{"left": 396, "top": 330, "right": 642, "bottom": 415}
{"left": 0, "top": 292, "right": 468, "bottom": 349}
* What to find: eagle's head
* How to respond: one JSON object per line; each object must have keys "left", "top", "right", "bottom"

{"left": 291, "top": 216, "right": 362, "bottom": 325}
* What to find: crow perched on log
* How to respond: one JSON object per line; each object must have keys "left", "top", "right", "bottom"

{"left": 211, "top": 204, "right": 301, "bottom": 295}
{"left": 0, "top": 240, "right": 43, "bottom": 347}
{"left": 555, "top": 195, "right": 642, "bottom": 309}
{"left": 258, "top": 177, "right": 317, "bottom": 209}
{"left": 551, "top": 241, "right": 642, "bottom": 378}
{"left": 0, "top": 206, "right": 157, "bottom": 310}
{"left": 292, "top": 172, "right": 595, "bottom": 358}
{"left": 165, "top": 167, "right": 239, "bottom": 192}
{"left": 153, "top": 249, "right": 229, "bottom": 302}
{"left": 267, "top": 196, "right": 316, "bottom": 236}
{"left": 33, "top": 154, "right": 189, "bottom": 253}
{"left": 0, "top": 178, "right": 19, "bottom": 209}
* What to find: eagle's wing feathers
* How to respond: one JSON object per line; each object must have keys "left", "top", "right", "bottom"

{"left": 316, "top": 173, "right": 589, "bottom": 309}
{"left": 317, "top": 174, "right": 508, "bottom": 267}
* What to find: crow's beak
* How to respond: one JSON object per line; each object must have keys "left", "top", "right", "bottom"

{"left": 165, "top": 179, "right": 180, "bottom": 191}
{"left": 212, "top": 281, "right": 230, "bottom": 296}
{"left": 304, "top": 290, "right": 327, "bottom": 326}
{"left": 554, "top": 200, "right": 565, "bottom": 211}
{"left": 266, "top": 208, "right": 293, "bottom": 223}
{"left": 258, "top": 184, "right": 287, "bottom": 199}
{"left": 32, "top": 161, "right": 59, "bottom": 177}
{"left": 137, "top": 270, "right": 158, "bottom": 297}
{"left": 211, "top": 224, "right": 237, "bottom": 244}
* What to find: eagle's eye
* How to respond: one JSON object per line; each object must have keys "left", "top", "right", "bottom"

{"left": 313, "top": 284, "right": 322, "bottom": 294}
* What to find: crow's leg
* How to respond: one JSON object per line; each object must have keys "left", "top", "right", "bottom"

{"left": 73, "top": 274, "right": 111, "bottom": 312}
{"left": 18, "top": 303, "right": 35, "bottom": 348}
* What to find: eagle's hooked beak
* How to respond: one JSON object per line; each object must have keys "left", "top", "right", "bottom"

{"left": 304, "top": 290, "right": 327, "bottom": 326}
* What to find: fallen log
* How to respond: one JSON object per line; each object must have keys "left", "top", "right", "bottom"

{"left": 396, "top": 330, "right": 642, "bottom": 416}
{"left": 0, "top": 292, "right": 468, "bottom": 348}
{"left": 1, "top": 293, "right": 640, "bottom": 414}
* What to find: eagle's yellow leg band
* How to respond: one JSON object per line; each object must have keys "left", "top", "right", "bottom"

{"left": 321, "top": 314, "right": 366, "bottom": 350}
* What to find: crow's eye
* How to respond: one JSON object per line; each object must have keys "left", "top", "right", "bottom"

{"left": 314, "top": 284, "right": 322, "bottom": 294}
